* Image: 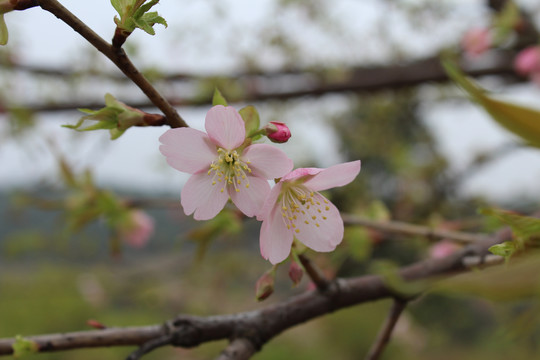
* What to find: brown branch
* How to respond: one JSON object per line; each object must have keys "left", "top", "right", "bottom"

{"left": 0, "top": 228, "right": 510, "bottom": 358}
{"left": 297, "top": 253, "right": 331, "bottom": 291}
{"left": 365, "top": 299, "right": 408, "bottom": 360}
{"left": 342, "top": 214, "right": 488, "bottom": 244}
{"left": 35, "top": 0, "right": 187, "bottom": 128}
{"left": 215, "top": 338, "right": 257, "bottom": 360}
{"left": 3, "top": 50, "right": 522, "bottom": 114}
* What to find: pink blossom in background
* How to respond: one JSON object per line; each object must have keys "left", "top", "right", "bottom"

{"left": 120, "top": 210, "right": 154, "bottom": 248}
{"left": 266, "top": 121, "right": 291, "bottom": 143}
{"left": 461, "top": 28, "right": 492, "bottom": 57}
{"left": 514, "top": 46, "right": 540, "bottom": 83}
{"left": 429, "top": 240, "right": 460, "bottom": 259}
{"left": 160, "top": 105, "right": 293, "bottom": 220}
{"left": 257, "top": 161, "right": 361, "bottom": 264}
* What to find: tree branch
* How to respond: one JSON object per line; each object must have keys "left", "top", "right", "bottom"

{"left": 365, "top": 299, "right": 408, "bottom": 360}
{"left": 342, "top": 214, "right": 488, "bottom": 244}
{"left": 35, "top": 0, "right": 187, "bottom": 128}
{"left": 0, "top": 228, "right": 510, "bottom": 358}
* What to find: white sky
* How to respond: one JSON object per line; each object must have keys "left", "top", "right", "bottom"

{"left": 1, "top": 0, "right": 540, "bottom": 203}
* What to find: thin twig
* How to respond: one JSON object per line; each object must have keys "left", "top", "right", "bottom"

{"left": 35, "top": 0, "right": 187, "bottom": 128}
{"left": 125, "top": 334, "right": 173, "bottom": 360}
{"left": 298, "top": 253, "right": 331, "bottom": 291}
{"left": 365, "top": 299, "right": 408, "bottom": 360}
{"left": 342, "top": 214, "right": 487, "bottom": 244}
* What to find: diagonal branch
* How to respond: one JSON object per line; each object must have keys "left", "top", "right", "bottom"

{"left": 0, "top": 228, "right": 510, "bottom": 358}
{"left": 365, "top": 299, "right": 408, "bottom": 360}
{"left": 35, "top": 0, "right": 187, "bottom": 128}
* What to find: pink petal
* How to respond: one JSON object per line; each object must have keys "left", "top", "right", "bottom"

{"left": 282, "top": 167, "right": 321, "bottom": 182}
{"left": 259, "top": 205, "right": 294, "bottom": 264}
{"left": 303, "top": 160, "right": 361, "bottom": 191}
{"left": 205, "top": 105, "right": 245, "bottom": 150}
{"left": 257, "top": 182, "right": 283, "bottom": 221}
{"left": 159, "top": 128, "right": 217, "bottom": 174}
{"left": 241, "top": 144, "right": 293, "bottom": 179}
{"left": 294, "top": 194, "right": 344, "bottom": 251}
{"left": 229, "top": 175, "right": 270, "bottom": 217}
{"left": 181, "top": 171, "right": 230, "bottom": 220}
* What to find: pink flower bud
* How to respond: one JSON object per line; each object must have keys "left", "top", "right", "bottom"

{"left": 119, "top": 210, "right": 154, "bottom": 248}
{"left": 461, "top": 28, "right": 492, "bottom": 57}
{"left": 514, "top": 46, "right": 540, "bottom": 76}
{"left": 288, "top": 261, "right": 303, "bottom": 286}
{"left": 255, "top": 271, "right": 275, "bottom": 301}
{"left": 265, "top": 121, "right": 291, "bottom": 143}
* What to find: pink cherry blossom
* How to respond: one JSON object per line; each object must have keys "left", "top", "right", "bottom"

{"left": 429, "top": 240, "right": 460, "bottom": 259}
{"left": 266, "top": 122, "right": 291, "bottom": 143}
{"left": 461, "top": 28, "right": 492, "bottom": 57}
{"left": 257, "top": 160, "right": 361, "bottom": 264}
{"left": 120, "top": 210, "right": 154, "bottom": 248}
{"left": 514, "top": 46, "right": 540, "bottom": 75}
{"left": 160, "top": 105, "right": 293, "bottom": 220}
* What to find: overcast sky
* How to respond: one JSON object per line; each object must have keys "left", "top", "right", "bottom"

{"left": 1, "top": 0, "right": 540, "bottom": 203}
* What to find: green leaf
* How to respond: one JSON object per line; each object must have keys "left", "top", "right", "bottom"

{"left": 443, "top": 59, "right": 540, "bottom": 147}
{"left": 12, "top": 335, "right": 39, "bottom": 358}
{"left": 0, "top": 14, "right": 8, "bottom": 46}
{"left": 489, "top": 242, "right": 516, "bottom": 258}
{"left": 480, "top": 207, "right": 540, "bottom": 242}
{"left": 212, "top": 88, "right": 228, "bottom": 106}
{"left": 239, "top": 106, "right": 260, "bottom": 136}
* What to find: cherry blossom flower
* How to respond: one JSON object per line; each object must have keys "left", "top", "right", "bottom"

{"left": 461, "top": 28, "right": 492, "bottom": 57}
{"left": 265, "top": 122, "right": 291, "bottom": 143}
{"left": 514, "top": 46, "right": 540, "bottom": 77}
{"left": 257, "top": 160, "right": 361, "bottom": 264}
{"left": 160, "top": 105, "right": 293, "bottom": 220}
{"left": 119, "top": 210, "right": 154, "bottom": 248}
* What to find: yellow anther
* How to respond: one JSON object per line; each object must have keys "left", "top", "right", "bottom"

{"left": 207, "top": 170, "right": 212, "bottom": 175}
{"left": 324, "top": 199, "right": 329, "bottom": 204}
{"left": 325, "top": 206, "right": 330, "bottom": 211}
{"left": 322, "top": 216, "right": 327, "bottom": 220}
{"left": 310, "top": 192, "right": 314, "bottom": 197}
{"left": 288, "top": 217, "right": 293, "bottom": 221}
{"left": 304, "top": 220, "right": 309, "bottom": 224}
{"left": 317, "top": 209, "right": 322, "bottom": 213}
{"left": 246, "top": 184, "right": 250, "bottom": 188}
{"left": 301, "top": 211, "right": 305, "bottom": 214}
{"left": 292, "top": 224, "right": 296, "bottom": 228}
{"left": 295, "top": 229, "right": 300, "bottom": 233}
{"left": 287, "top": 225, "right": 291, "bottom": 229}
{"left": 316, "top": 223, "right": 320, "bottom": 227}
{"left": 237, "top": 180, "right": 241, "bottom": 184}
{"left": 293, "top": 215, "right": 297, "bottom": 220}
{"left": 220, "top": 188, "right": 224, "bottom": 193}
{"left": 235, "top": 188, "right": 240, "bottom": 192}
{"left": 312, "top": 216, "right": 316, "bottom": 220}
{"left": 316, "top": 201, "right": 321, "bottom": 205}
{"left": 282, "top": 206, "right": 287, "bottom": 210}
{"left": 212, "top": 181, "right": 216, "bottom": 185}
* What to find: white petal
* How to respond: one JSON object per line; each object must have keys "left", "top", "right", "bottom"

{"left": 303, "top": 161, "right": 361, "bottom": 191}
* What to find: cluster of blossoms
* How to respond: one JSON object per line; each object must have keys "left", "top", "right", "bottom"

{"left": 160, "top": 105, "right": 361, "bottom": 264}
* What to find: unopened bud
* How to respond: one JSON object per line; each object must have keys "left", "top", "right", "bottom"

{"left": 288, "top": 261, "right": 303, "bottom": 286}
{"left": 255, "top": 270, "right": 275, "bottom": 301}
{"left": 265, "top": 121, "right": 291, "bottom": 143}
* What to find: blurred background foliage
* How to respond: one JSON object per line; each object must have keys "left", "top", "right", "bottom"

{"left": 1, "top": 0, "right": 540, "bottom": 359}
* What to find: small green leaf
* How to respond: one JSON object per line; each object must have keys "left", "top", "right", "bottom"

{"left": 12, "top": 335, "right": 39, "bottom": 358}
{"left": 239, "top": 105, "right": 260, "bottom": 136}
{"left": 443, "top": 59, "right": 540, "bottom": 147}
{"left": 212, "top": 88, "right": 228, "bottom": 106}
{"left": 489, "top": 242, "right": 516, "bottom": 258}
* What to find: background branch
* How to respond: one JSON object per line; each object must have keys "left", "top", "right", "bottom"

{"left": 365, "top": 299, "right": 408, "bottom": 360}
